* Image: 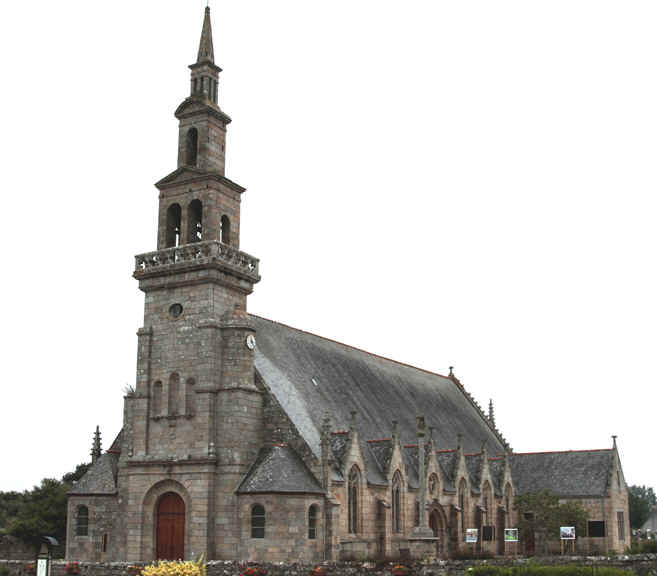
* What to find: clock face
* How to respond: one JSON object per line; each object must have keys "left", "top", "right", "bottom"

{"left": 246, "top": 334, "right": 256, "bottom": 350}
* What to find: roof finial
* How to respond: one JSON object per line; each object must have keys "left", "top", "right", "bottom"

{"left": 91, "top": 426, "right": 102, "bottom": 464}
{"left": 488, "top": 399, "right": 496, "bottom": 428}
{"left": 449, "top": 366, "right": 454, "bottom": 377}
{"left": 197, "top": 5, "right": 215, "bottom": 63}
{"left": 391, "top": 420, "right": 398, "bottom": 442}
{"left": 612, "top": 435, "right": 618, "bottom": 449}
{"left": 350, "top": 410, "right": 357, "bottom": 433}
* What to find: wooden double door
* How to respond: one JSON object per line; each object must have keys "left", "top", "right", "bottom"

{"left": 157, "top": 492, "right": 185, "bottom": 560}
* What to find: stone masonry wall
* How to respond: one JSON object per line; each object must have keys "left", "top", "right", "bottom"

{"left": 237, "top": 494, "right": 324, "bottom": 562}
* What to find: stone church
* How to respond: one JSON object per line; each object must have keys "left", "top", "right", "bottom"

{"left": 66, "top": 8, "right": 630, "bottom": 563}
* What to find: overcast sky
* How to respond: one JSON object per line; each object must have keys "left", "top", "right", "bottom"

{"left": 0, "top": 1, "right": 655, "bottom": 493}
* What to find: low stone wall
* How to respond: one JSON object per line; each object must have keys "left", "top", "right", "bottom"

{"left": 1, "top": 556, "right": 656, "bottom": 576}
{"left": 0, "top": 536, "right": 34, "bottom": 561}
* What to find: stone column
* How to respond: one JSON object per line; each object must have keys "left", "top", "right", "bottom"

{"left": 409, "top": 415, "right": 436, "bottom": 557}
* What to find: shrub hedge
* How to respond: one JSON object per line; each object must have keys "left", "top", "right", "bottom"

{"left": 471, "top": 566, "right": 634, "bottom": 576}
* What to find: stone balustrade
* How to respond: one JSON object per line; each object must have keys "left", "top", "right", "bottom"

{"left": 134, "top": 241, "right": 259, "bottom": 281}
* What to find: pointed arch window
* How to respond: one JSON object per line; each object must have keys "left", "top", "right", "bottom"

{"left": 185, "top": 128, "right": 199, "bottom": 166}
{"left": 166, "top": 204, "right": 182, "bottom": 248}
{"left": 188, "top": 200, "right": 202, "bottom": 243}
{"left": 76, "top": 505, "right": 89, "bottom": 536}
{"left": 220, "top": 215, "right": 231, "bottom": 245}
{"left": 482, "top": 481, "right": 491, "bottom": 524}
{"left": 308, "top": 504, "right": 318, "bottom": 539}
{"left": 459, "top": 478, "right": 467, "bottom": 530}
{"left": 168, "top": 373, "right": 180, "bottom": 416}
{"left": 251, "top": 504, "right": 265, "bottom": 538}
{"left": 348, "top": 466, "right": 360, "bottom": 534}
{"left": 392, "top": 471, "right": 402, "bottom": 533}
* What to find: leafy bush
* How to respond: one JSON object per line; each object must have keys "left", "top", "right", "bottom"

{"left": 642, "top": 539, "right": 657, "bottom": 553}
{"left": 625, "top": 539, "right": 657, "bottom": 554}
{"left": 471, "top": 566, "right": 633, "bottom": 576}
{"left": 0, "top": 566, "right": 10, "bottom": 576}
{"left": 452, "top": 549, "right": 494, "bottom": 560}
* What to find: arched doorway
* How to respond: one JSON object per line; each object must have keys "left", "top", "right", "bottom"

{"left": 429, "top": 506, "right": 448, "bottom": 558}
{"left": 157, "top": 492, "right": 185, "bottom": 560}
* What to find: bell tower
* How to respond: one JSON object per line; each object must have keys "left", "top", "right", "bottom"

{"left": 120, "top": 7, "right": 263, "bottom": 561}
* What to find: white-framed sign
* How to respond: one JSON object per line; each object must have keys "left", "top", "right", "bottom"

{"left": 504, "top": 528, "right": 519, "bottom": 542}
{"left": 465, "top": 528, "right": 479, "bottom": 543}
{"left": 560, "top": 526, "right": 576, "bottom": 540}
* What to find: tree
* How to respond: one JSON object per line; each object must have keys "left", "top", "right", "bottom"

{"left": 0, "top": 462, "right": 91, "bottom": 557}
{"left": 8, "top": 479, "right": 69, "bottom": 551}
{"left": 0, "top": 491, "right": 24, "bottom": 534}
{"left": 515, "top": 490, "right": 588, "bottom": 554}
{"left": 62, "top": 463, "right": 91, "bottom": 485}
{"left": 629, "top": 485, "right": 657, "bottom": 529}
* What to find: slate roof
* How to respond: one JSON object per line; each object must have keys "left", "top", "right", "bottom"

{"left": 510, "top": 450, "right": 613, "bottom": 497}
{"left": 252, "top": 315, "right": 505, "bottom": 485}
{"left": 402, "top": 444, "right": 434, "bottom": 490}
{"left": 237, "top": 445, "right": 324, "bottom": 494}
{"left": 68, "top": 453, "right": 118, "bottom": 495}
{"left": 367, "top": 439, "right": 393, "bottom": 481}
{"left": 488, "top": 457, "right": 505, "bottom": 497}
{"left": 465, "top": 454, "right": 483, "bottom": 494}
{"left": 435, "top": 450, "right": 459, "bottom": 492}
{"left": 108, "top": 430, "right": 122, "bottom": 453}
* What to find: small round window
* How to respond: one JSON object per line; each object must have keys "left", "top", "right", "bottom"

{"left": 169, "top": 303, "right": 183, "bottom": 318}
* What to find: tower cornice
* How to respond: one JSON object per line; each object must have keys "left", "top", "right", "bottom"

{"left": 175, "top": 97, "right": 232, "bottom": 125}
{"left": 189, "top": 61, "right": 222, "bottom": 73}
{"left": 155, "top": 167, "right": 245, "bottom": 194}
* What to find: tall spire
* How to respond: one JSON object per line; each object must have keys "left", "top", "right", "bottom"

{"left": 90, "top": 426, "right": 102, "bottom": 464}
{"left": 188, "top": 8, "right": 221, "bottom": 105}
{"left": 197, "top": 6, "right": 215, "bottom": 64}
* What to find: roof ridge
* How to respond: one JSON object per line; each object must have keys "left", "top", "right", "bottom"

{"left": 513, "top": 448, "right": 612, "bottom": 456}
{"left": 249, "top": 313, "right": 451, "bottom": 380}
